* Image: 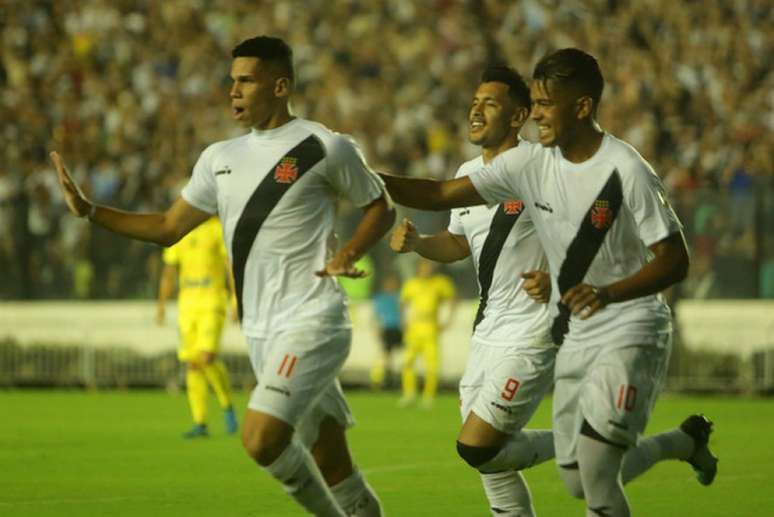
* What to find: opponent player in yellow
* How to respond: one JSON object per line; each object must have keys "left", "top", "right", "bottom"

{"left": 399, "top": 258, "right": 456, "bottom": 407}
{"left": 157, "top": 216, "right": 238, "bottom": 438}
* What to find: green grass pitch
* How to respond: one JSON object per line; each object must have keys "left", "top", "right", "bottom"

{"left": 0, "top": 390, "right": 771, "bottom": 516}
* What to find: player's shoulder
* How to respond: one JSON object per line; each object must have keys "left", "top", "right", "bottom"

{"left": 454, "top": 155, "right": 485, "bottom": 179}
{"left": 200, "top": 133, "right": 252, "bottom": 160}
{"left": 292, "top": 119, "right": 356, "bottom": 155}
{"left": 601, "top": 133, "right": 657, "bottom": 179}
{"left": 491, "top": 140, "right": 545, "bottom": 172}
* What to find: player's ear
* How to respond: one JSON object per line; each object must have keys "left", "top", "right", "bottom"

{"left": 575, "top": 96, "right": 593, "bottom": 120}
{"left": 511, "top": 106, "right": 530, "bottom": 128}
{"left": 274, "top": 77, "right": 291, "bottom": 98}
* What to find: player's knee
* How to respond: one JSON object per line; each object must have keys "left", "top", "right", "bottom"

{"left": 456, "top": 441, "right": 501, "bottom": 470}
{"left": 241, "top": 425, "right": 290, "bottom": 466}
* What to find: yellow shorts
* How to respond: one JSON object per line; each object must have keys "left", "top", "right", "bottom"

{"left": 177, "top": 308, "right": 226, "bottom": 362}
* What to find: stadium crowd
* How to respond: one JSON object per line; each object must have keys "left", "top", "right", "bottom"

{"left": 1, "top": 0, "right": 772, "bottom": 300}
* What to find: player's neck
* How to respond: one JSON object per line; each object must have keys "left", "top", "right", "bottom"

{"left": 559, "top": 123, "right": 604, "bottom": 164}
{"left": 481, "top": 134, "right": 520, "bottom": 164}
{"left": 253, "top": 107, "right": 294, "bottom": 131}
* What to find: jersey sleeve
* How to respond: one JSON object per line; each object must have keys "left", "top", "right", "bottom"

{"left": 468, "top": 146, "right": 528, "bottom": 205}
{"left": 325, "top": 134, "right": 385, "bottom": 207}
{"left": 624, "top": 162, "right": 683, "bottom": 246}
{"left": 447, "top": 166, "right": 467, "bottom": 235}
{"left": 181, "top": 145, "right": 218, "bottom": 214}
{"left": 162, "top": 243, "right": 180, "bottom": 265}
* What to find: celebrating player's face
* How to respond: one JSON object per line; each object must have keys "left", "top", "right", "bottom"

{"left": 229, "top": 57, "right": 284, "bottom": 129}
{"left": 529, "top": 80, "right": 577, "bottom": 148}
{"left": 468, "top": 82, "right": 516, "bottom": 148}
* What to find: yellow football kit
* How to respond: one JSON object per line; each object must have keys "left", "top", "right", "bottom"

{"left": 400, "top": 274, "right": 455, "bottom": 402}
{"left": 161, "top": 217, "right": 235, "bottom": 434}
{"left": 163, "top": 217, "right": 230, "bottom": 361}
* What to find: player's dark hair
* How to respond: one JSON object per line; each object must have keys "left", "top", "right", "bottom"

{"left": 232, "top": 35, "right": 294, "bottom": 83}
{"left": 481, "top": 65, "right": 531, "bottom": 109}
{"left": 533, "top": 48, "right": 604, "bottom": 110}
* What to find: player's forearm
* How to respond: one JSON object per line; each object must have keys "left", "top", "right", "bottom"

{"left": 601, "top": 232, "right": 689, "bottom": 304}
{"left": 339, "top": 196, "right": 395, "bottom": 260}
{"left": 89, "top": 205, "right": 181, "bottom": 246}
{"left": 415, "top": 233, "right": 470, "bottom": 263}
{"left": 379, "top": 174, "right": 485, "bottom": 210}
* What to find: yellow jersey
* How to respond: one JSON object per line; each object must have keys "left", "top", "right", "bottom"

{"left": 400, "top": 275, "right": 455, "bottom": 329}
{"left": 162, "top": 217, "right": 229, "bottom": 312}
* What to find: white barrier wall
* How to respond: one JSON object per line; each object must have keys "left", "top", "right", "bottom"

{"left": 0, "top": 300, "right": 477, "bottom": 382}
{"left": 3, "top": 300, "right": 773, "bottom": 379}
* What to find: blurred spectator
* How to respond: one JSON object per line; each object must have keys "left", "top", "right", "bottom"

{"left": 2, "top": 0, "right": 771, "bottom": 300}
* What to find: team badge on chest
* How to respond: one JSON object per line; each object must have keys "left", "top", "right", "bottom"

{"left": 503, "top": 200, "right": 524, "bottom": 215}
{"left": 274, "top": 157, "right": 299, "bottom": 184}
{"left": 591, "top": 199, "right": 612, "bottom": 229}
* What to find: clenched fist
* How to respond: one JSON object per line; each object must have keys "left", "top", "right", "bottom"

{"left": 390, "top": 217, "right": 419, "bottom": 253}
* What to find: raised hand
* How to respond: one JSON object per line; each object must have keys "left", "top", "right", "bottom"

{"left": 315, "top": 250, "right": 369, "bottom": 278}
{"left": 521, "top": 270, "right": 551, "bottom": 303}
{"left": 390, "top": 218, "right": 419, "bottom": 253}
{"left": 50, "top": 151, "right": 92, "bottom": 218}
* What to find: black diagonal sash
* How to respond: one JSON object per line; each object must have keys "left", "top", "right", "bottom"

{"left": 551, "top": 170, "right": 623, "bottom": 345}
{"left": 473, "top": 201, "right": 526, "bottom": 331}
{"left": 231, "top": 135, "right": 325, "bottom": 320}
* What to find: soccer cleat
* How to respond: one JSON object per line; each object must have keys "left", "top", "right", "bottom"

{"left": 224, "top": 407, "right": 238, "bottom": 434}
{"left": 182, "top": 424, "right": 209, "bottom": 439}
{"left": 679, "top": 414, "right": 718, "bottom": 486}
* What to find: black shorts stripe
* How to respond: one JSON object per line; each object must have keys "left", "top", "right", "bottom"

{"left": 473, "top": 202, "right": 525, "bottom": 331}
{"left": 550, "top": 170, "right": 623, "bottom": 345}
{"left": 231, "top": 135, "right": 325, "bottom": 320}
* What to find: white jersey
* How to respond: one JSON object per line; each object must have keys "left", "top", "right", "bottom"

{"left": 448, "top": 152, "right": 551, "bottom": 348}
{"left": 469, "top": 133, "right": 682, "bottom": 350}
{"left": 182, "top": 118, "right": 384, "bottom": 338}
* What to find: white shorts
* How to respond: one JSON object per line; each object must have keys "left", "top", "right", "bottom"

{"left": 553, "top": 334, "right": 672, "bottom": 466}
{"left": 246, "top": 327, "right": 355, "bottom": 447}
{"left": 459, "top": 336, "right": 556, "bottom": 434}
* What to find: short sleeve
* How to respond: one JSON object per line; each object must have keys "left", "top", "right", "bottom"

{"left": 181, "top": 146, "right": 218, "bottom": 214}
{"left": 447, "top": 208, "right": 465, "bottom": 235}
{"left": 162, "top": 243, "right": 179, "bottom": 265}
{"left": 325, "top": 135, "right": 385, "bottom": 207}
{"left": 468, "top": 146, "right": 529, "bottom": 206}
{"left": 625, "top": 163, "right": 683, "bottom": 246}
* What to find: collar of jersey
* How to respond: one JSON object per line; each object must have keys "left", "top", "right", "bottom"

{"left": 250, "top": 118, "right": 301, "bottom": 140}
{"left": 557, "top": 132, "right": 610, "bottom": 173}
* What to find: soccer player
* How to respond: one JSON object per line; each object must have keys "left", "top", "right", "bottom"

{"left": 398, "top": 258, "right": 456, "bottom": 408}
{"left": 379, "top": 48, "right": 717, "bottom": 516}
{"left": 369, "top": 272, "right": 403, "bottom": 390}
{"left": 156, "top": 216, "right": 238, "bottom": 438}
{"left": 389, "top": 66, "right": 555, "bottom": 516}
{"left": 51, "top": 36, "right": 393, "bottom": 517}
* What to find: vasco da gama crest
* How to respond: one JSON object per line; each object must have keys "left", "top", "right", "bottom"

{"left": 274, "top": 157, "right": 299, "bottom": 184}
{"left": 590, "top": 199, "right": 613, "bottom": 230}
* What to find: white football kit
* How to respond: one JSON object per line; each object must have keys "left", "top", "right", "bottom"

{"left": 448, "top": 151, "right": 555, "bottom": 433}
{"left": 182, "top": 118, "right": 385, "bottom": 440}
{"left": 469, "top": 133, "right": 682, "bottom": 464}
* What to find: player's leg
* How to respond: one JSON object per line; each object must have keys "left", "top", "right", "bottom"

{"left": 574, "top": 343, "right": 672, "bottom": 516}
{"left": 197, "top": 310, "right": 237, "bottom": 433}
{"left": 420, "top": 333, "right": 439, "bottom": 406}
{"left": 242, "top": 330, "right": 354, "bottom": 516}
{"left": 303, "top": 390, "right": 383, "bottom": 517}
{"left": 457, "top": 343, "right": 555, "bottom": 516}
{"left": 400, "top": 327, "right": 420, "bottom": 405}
{"left": 179, "top": 315, "right": 209, "bottom": 438}
{"left": 618, "top": 336, "right": 718, "bottom": 485}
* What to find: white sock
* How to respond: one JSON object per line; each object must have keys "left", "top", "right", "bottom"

{"left": 479, "top": 429, "right": 554, "bottom": 473}
{"left": 330, "top": 469, "right": 383, "bottom": 516}
{"left": 480, "top": 470, "right": 536, "bottom": 517}
{"left": 621, "top": 429, "right": 694, "bottom": 484}
{"left": 263, "top": 440, "right": 346, "bottom": 517}
{"left": 577, "top": 435, "right": 630, "bottom": 517}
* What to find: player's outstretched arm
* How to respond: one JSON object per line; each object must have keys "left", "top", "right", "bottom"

{"left": 390, "top": 218, "right": 470, "bottom": 263}
{"left": 378, "top": 174, "right": 486, "bottom": 211}
{"left": 316, "top": 195, "right": 395, "bottom": 278}
{"left": 51, "top": 151, "right": 211, "bottom": 246}
{"left": 562, "top": 231, "right": 690, "bottom": 319}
